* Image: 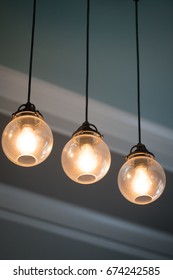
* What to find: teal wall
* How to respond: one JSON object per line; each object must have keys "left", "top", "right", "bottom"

{"left": 0, "top": 0, "right": 172, "bottom": 128}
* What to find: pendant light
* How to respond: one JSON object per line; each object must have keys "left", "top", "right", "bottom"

{"left": 118, "top": 0, "right": 166, "bottom": 205}
{"left": 2, "top": 0, "right": 53, "bottom": 167}
{"left": 61, "top": 0, "right": 111, "bottom": 184}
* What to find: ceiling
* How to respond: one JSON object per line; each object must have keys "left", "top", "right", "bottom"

{"left": 0, "top": 0, "right": 173, "bottom": 260}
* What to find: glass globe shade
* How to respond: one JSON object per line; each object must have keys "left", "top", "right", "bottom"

{"left": 61, "top": 131, "right": 111, "bottom": 184}
{"left": 118, "top": 154, "right": 166, "bottom": 205}
{"left": 2, "top": 111, "right": 53, "bottom": 167}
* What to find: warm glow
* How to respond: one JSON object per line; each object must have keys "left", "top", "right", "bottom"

{"left": 2, "top": 112, "right": 53, "bottom": 167}
{"left": 61, "top": 132, "right": 111, "bottom": 184}
{"left": 16, "top": 126, "right": 37, "bottom": 155}
{"left": 133, "top": 166, "right": 151, "bottom": 195}
{"left": 77, "top": 144, "right": 97, "bottom": 173}
{"left": 118, "top": 155, "right": 166, "bottom": 205}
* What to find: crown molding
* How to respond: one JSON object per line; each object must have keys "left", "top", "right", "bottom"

{"left": 0, "top": 182, "right": 172, "bottom": 259}
{"left": 0, "top": 65, "right": 173, "bottom": 171}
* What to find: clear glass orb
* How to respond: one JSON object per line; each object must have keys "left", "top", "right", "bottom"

{"left": 2, "top": 111, "right": 53, "bottom": 167}
{"left": 61, "top": 131, "right": 111, "bottom": 184}
{"left": 118, "top": 154, "right": 166, "bottom": 205}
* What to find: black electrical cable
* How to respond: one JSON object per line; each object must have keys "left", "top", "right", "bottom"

{"left": 27, "top": 0, "right": 36, "bottom": 104}
{"left": 72, "top": 0, "right": 102, "bottom": 137}
{"left": 134, "top": 0, "right": 141, "bottom": 144}
{"left": 85, "top": 0, "right": 90, "bottom": 123}
{"left": 126, "top": 0, "right": 155, "bottom": 158}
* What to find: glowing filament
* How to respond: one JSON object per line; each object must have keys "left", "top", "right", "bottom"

{"left": 16, "top": 126, "right": 37, "bottom": 155}
{"left": 133, "top": 166, "right": 151, "bottom": 195}
{"left": 77, "top": 144, "right": 97, "bottom": 173}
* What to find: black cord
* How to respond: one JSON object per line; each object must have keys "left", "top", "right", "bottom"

{"left": 27, "top": 0, "right": 36, "bottom": 104}
{"left": 85, "top": 0, "right": 90, "bottom": 123}
{"left": 134, "top": 0, "right": 141, "bottom": 144}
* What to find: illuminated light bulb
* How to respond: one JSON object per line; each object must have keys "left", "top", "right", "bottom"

{"left": 2, "top": 111, "right": 53, "bottom": 167}
{"left": 77, "top": 144, "right": 97, "bottom": 173}
{"left": 16, "top": 126, "right": 37, "bottom": 160}
{"left": 118, "top": 153, "right": 166, "bottom": 205}
{"left": 133, "top": 165, "right": 151, "bottom": 195}
{"left": 117, "top": 0, "right": 166, "bottom": 205}
{"left": 2, "top": 1, "right": 54, "bottom": 167}
{"left": 61, "top": 131, "right": 111, "bottom": 184}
